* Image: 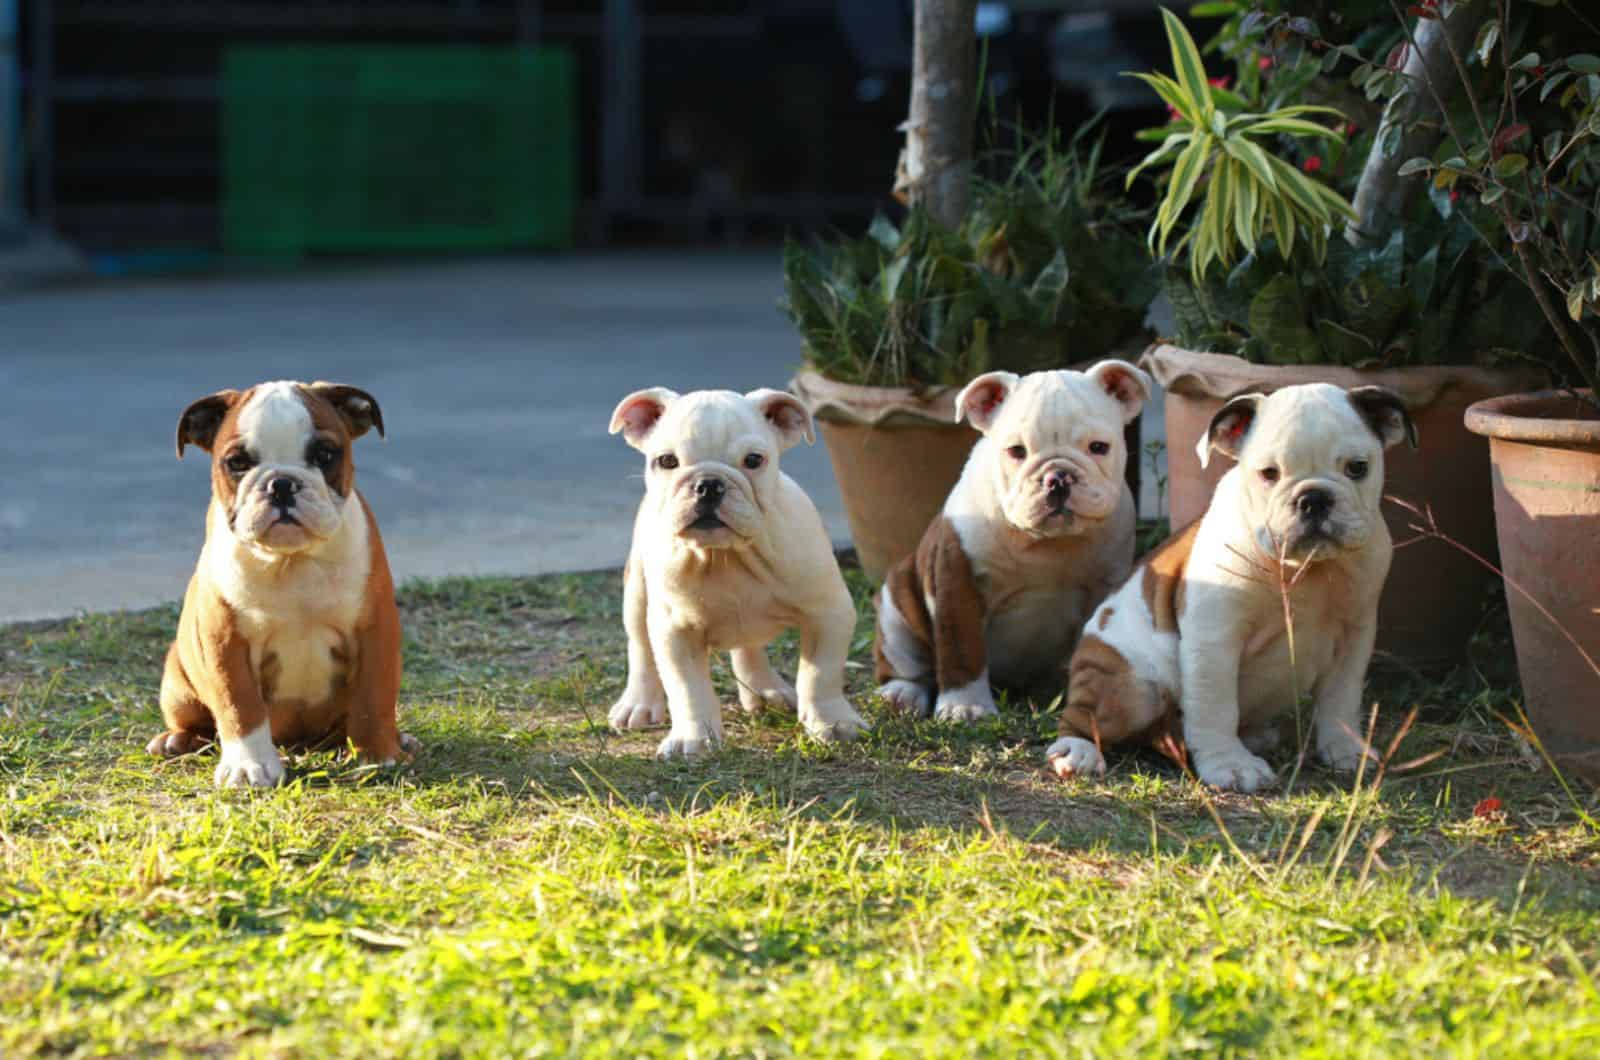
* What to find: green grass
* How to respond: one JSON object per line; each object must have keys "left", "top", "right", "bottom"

{"left": 3, "top": 568, "right": 1599, "bottom": 1057}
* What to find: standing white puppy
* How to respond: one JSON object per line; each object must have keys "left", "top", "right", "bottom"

{"left": 608, "top": 387, "right": 867, "bottom": 758}
{"left": 1047, "top": 383, "right": 1416, "bottom": 791}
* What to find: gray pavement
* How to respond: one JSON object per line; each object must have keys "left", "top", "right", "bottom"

{"left": 0, "top": 252, "right": 1168, "bottom": 624}
{"left": 0, "top": 253, "right": 854, "bottom": 622}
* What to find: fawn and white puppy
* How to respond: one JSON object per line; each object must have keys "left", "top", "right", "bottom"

{"left": 608, "top": 388, "right": 866, "bottom": 757}
{"left": 874, "top": 362, "right": 1151, "bottom": 721}
{"left": 1047, "top": 383, "right": 1416, "bottom": 792}
{"left": 151, "top": 381, "right": 414, "bottom": 788}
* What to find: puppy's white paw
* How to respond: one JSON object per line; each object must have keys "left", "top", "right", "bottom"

{"left": 1193, "top": 745, "right": 1277, "bottom": 793}
{"left": 609, "top": 692, "right": 668, "bottom": 731}
{"left": 214, "top": 726, "right": 284, "bottom": 789}
{"left": 1317, "top": 732, "right": 1378, "bottom": 773}
{"left": 877, "top": 679, "right": 931, "bottom": 718}
{"left": 656, "top": 725, "right": 722, "bottom": 759}
{"left": 1046, "top": 736, "right": 1105, "bottom": 779}
{"left": 801, "top": 699, "right": 870, "bottom": 743}
{"left": 934, "top": 677, "right": 998, "bottom": 724}
{"left": 738, "top": 678, "right": 798, "bottom": 714}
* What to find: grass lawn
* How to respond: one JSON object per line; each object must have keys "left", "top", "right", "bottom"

{"left": 3, "top": 564, "right": 1599, "bottom": 1057}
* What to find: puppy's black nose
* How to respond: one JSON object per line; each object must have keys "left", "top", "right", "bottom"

{"left": 1296, "top": 488, "right": 1333, "bottom": 521}
{"left": 267, "top": 476, "right": 299, "bottom": 507}
{"left": 693, "top": 478, "right": 725, "bottom": 505}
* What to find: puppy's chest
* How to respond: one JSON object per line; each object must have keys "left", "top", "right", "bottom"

{"left": 228, "top": 563, "right": 368, "bottom": 707}
{"left": 659, "top": 563, "right": 795, "bottom": 647}
{"left": 976, "top": 547, "right": 1100, "bottom": 680}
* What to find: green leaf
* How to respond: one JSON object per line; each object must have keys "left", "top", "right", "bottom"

{"left": 1157, "top": 136, "right": 1213, "bottom": 254}
{"left": 1511, "top": 52, "right": 1542, "bottom": 71}
{"left": 1569, "top": 280, "right": 1587, "bottom": 321}
{"left": 1396, "top": 157, "right": 1433, "bottom": 177}
{"left": 1494, "top": 153, "right": 1528, "bottom": 178}
{"left": 1127, "top": 72, "right": 1197, "bottom": 124}
{"left": 1188, "top": 1, "right": 1238, "bottom": 15}
{"left": 1242, "top": 117, "right": 1346, "bottom": 139}
{"left": 1247, "top": 273, "right": 1321, "bottom": 363}
{"left": 1569, "top": 54, "right": 1600, "bottom": 75}
{"left": 1482, "top": 185, "right": 1506, "bottom": 204}
{"left": 1474, "top": 20, "right": 1500, "bottom": 66}
{"left": 867, "top": 215, "right": 901, "bottom": 251}
{"left": 1232, "top": 160, "right": 1259, "bottom": 255}
{"left": 1161, "top": 7, "right": 1214, "bottom": 123}
{"left": 1223, "top": 137, "right": 1278, "bottom": 194}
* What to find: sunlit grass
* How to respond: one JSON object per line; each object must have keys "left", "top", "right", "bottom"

{"left": 2, "top": 569, "right": 1598, "bottom": 1056}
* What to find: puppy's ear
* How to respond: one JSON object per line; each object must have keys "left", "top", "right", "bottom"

{"left": 747, "top": 389, "right": 815, "bottom": 451}
{"left": 306, "top": 382, "right": 385, "bottom": 440}
{"left": 1347, "top": 385, "right": 1417, "bottom": 450}
{"left": 955, "top": 371, "right": 1020, "bottom": 434}
{"left": 176, "top": 390, "right": 240, "bottom": 457}
{"left": 1085, "top": 359, "right": 1153, "bottom": 423}
{"left": 609, "top": 387, "right": 679, "bottom": 450}
{"left": 1198, "top": 392, "right": 1264, "bottom": 469}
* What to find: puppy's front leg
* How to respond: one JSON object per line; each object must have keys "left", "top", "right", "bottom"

{"left": 731, "top": 645, "right": 797, "bottom": 713}
{"left": 192, "top": 618, "right": 284, "bottom": 789}
{"left": 648, "top": 611, "right": 724, "bottom": 758}
{"left": 610, "top": 558, "right": 669, "bottom": 730}
{"left": 1180, "top": 633, "right": 1275, "bottom": 792}
{"left": 796, "top": 586, "right": 868, "bottom": 743}
{"left": 1312, "top": 618, "right": 1379, "bottom": 772}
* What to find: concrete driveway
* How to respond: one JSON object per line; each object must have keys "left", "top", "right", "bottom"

{"left": 0, "top": 253, "right": 852, "bottom": 622}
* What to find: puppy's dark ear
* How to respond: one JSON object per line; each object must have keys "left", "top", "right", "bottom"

{"left": 1347, "top": 385, "right": 1417, "bottom": 450}
{"left": 307, "top": 383, "right": 385, "bottom": 440}
{"left": 176, "top": 390, "right": 240, "bottom": 457}
{"left": 1198, "top": 392, "right": 1264, "bottom": 469}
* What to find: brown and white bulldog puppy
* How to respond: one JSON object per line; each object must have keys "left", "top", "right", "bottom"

{"left": 149, "top": 381, "right": 413, "bottom": 788}
{"left": 1047, "top": 383, "right": 1416, "bottom": 791}
{"left": 608, "top": 387, "right": 867, "bottom": 757}
{"left": 874, "top": 361, "right": 1151, "bottom": 722}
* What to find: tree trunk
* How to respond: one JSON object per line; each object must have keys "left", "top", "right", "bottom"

{"left": 1347, "top": 7, "right": 1476, "bottom": 248}
{"left": 897, "top": 0, "right": 977, "bottom": 231}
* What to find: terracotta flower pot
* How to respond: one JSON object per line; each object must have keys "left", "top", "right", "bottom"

{"left": 791, "top": 368, "right": 980, "bottom": 582}
{"left": 1465, "top": 390, "right": 1600, "bottom": 786}
{"left": 1144, "top": 345, "right": 1545, "bottom": 668}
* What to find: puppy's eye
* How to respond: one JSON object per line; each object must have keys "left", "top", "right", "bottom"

{"left": 1088, "top": 441, "right": 1111, "bottom": 456}
{"left": 1259, "top": 467, "right": 1280, "bottom": 484}
{"left": 224, "top": 452, "right": 254, "bottom": 475}
{"left": 309, "top": 443, "right": 341, "bottom": 471}
{"left": 1006, "top": 445, "right": 1027, "bottom": 461}
{"left": 743, "top": 453, "right": 765, "bottom": 470}
{"left": 1346, "top": 459, "right": 1370, "bottom": 481}
{"left": 654, "top": 453, "right": 679, "bottom": 471}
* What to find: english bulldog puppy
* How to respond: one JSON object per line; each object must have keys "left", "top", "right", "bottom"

{"left": 149, "top": 381, "right": 414, "bottom": 788}
{"left": 1047, "top": 383, "right": 1416, "bottom": 792}
{"left": 607, "top": 387, "right": 866, "bottom": 757}
{"left": 874, "top": 361, "right": 1151, "bottom": 722}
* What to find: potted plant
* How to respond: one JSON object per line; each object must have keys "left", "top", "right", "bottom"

{"left": 1127, "top": 5, "right": 1548, "bottom": 667}
{"left": 784, "top": 126, "right": 1157, "bottom": 580}
{"left": 1372, "top": 1, "right": 1600, "bottom": 782}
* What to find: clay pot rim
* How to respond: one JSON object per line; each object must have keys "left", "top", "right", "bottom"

{"left": 1142, "top": 344, "right": 1547, "bottom": 410}
{"left": 790, "top": 367, "right": 962, "bottom": 428}
{"left": 1464, "top": 388, "right": 1600, "bottom": 447}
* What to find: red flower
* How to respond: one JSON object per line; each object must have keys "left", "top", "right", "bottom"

{"left": 1473, "top": 796, "right": 1504, "bottom": 818}
{"left": 1302, "top": 156, "right": 1323, "bottom": 174}
{"left": 1343, "top": 122, "right": 1359, "bottom": 137}
{"left": 1208, "top": 76, "right": 1232, "bottom": 91}
{"left": 1258, "top": 55, "right": 1275, "bottom": 71}
{"left": 1449, "top": 189, "right": 1461, "bottom": 203}
{"left": 1534, "top": 65, "right": 1546, "bottom": 79}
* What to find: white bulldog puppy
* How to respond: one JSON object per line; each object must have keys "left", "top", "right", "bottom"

{"left": 608, "top": 387, "right": 867, "bottom": 757}
{"left": 1046, "top": 383, "right": 1416, "bottom": 792}
{"left": 874, "top": 361, "right": 1150, "bottom": 722}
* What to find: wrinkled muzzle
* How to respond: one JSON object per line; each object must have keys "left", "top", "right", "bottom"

{"left": 1259, "top": 478, "right": 1372, "bottom": 561}
{"left": 232, "top": 466, "right": 344, "bottom": 552}
{"left": 663, "top": 464, "right": 760, "bottom": 547}
{"left": 1001, "top": 453, "right": 1119, "bottom": 535}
